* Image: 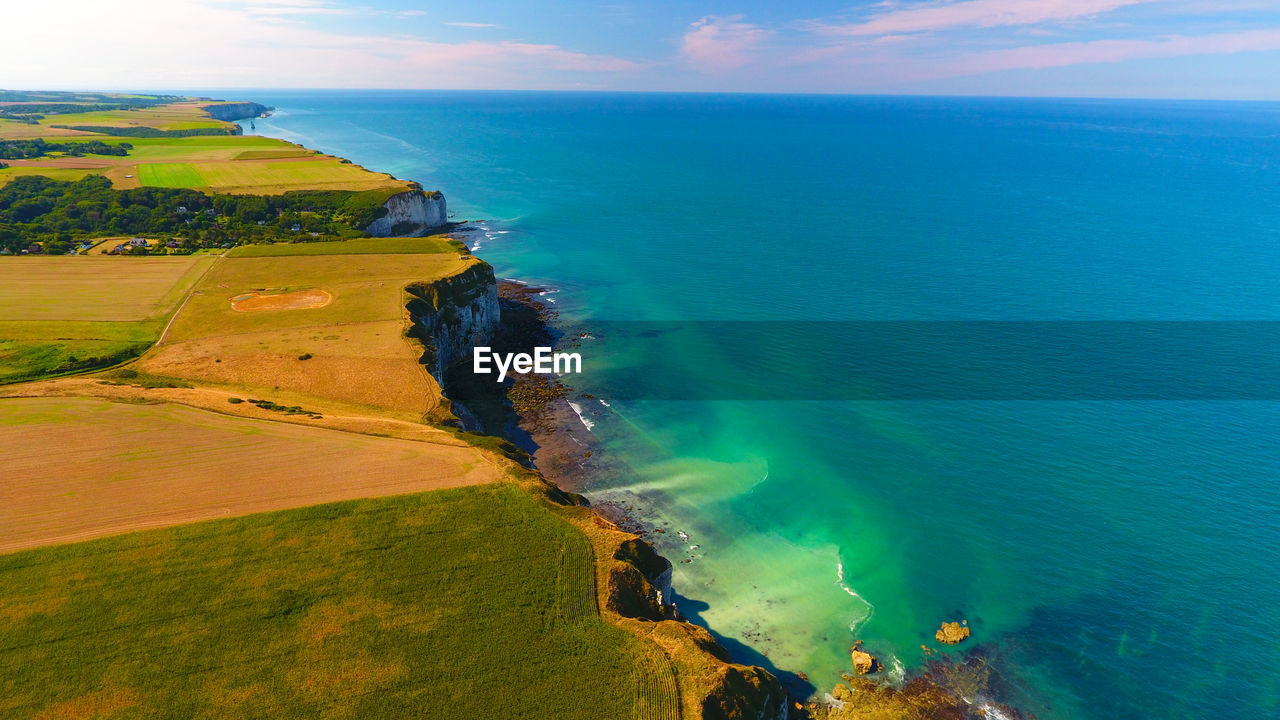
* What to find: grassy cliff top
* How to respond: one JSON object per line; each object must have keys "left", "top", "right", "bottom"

{"left": 0, "top": 98, "right": 408, "bottom": 195}
{"left": 0, "top": 474, "right": 677, "bottom": 719}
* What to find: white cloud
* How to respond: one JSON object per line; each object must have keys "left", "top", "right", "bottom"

{"left": 810, "top": 0, "right": 1157, "bottom": 37}
{"left": 680, "top": 15, "right": 773, "bottom": 71}
{"left": 954, "top": 26, "right": 1280, "bottom": 74}
{"left": 447, "top": 22, "right": 498, "bottom": 28}
{"left": 1, "top": 0, "right": 643, "bottom": 89}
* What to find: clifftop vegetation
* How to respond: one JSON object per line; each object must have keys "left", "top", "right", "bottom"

{"left": 0, "top": 138, "right": 132, "bottom": 159}
{"left": 0, "top": 175, "right": 405, "bottom": 254}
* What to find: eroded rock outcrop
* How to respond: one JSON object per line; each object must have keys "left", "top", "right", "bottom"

{"left": 366, "top": 190, "right": 447, "bottom": 236}
{"left": 850, "top": 648, "right": 877, "bottom": 675}
{"left": 701, "top": 665, "right": 788, "bottom": 720}
{"left": 582, "top": 512, "right": 784, "bottom": 720}
{"left": 935, "top": 621, "right": 970, "bottom": 645}
{"left": 606, "top": 538, "right": 675, "bottom": 620}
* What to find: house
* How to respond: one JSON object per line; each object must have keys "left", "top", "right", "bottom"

{"left": 127, "top": 238, "right": 148, "bottom": 248}
{"left": 0, "top": 248, "right": 12, "bottom": 256}
{"left": 165, "top": 240, "right": 181, "bottom": 249}
{"left": 27, "top": 244, "right": 43, "bottom": 254}
{"left": 77, "top": 242, "right": 93, "bottom": 251}
{"left": 176, "top": 206, "right": 188, "bottom": 214}
{"left": 109, "top": 244, "right": 125, "bottom": 255}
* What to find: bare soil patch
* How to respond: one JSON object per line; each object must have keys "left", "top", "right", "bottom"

{"left": 231, "top": 288, "right": 332, "bottom": 312}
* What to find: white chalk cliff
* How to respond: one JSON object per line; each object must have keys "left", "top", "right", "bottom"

{"left": 366, "top": 190, "right": 448, "bottom": 236}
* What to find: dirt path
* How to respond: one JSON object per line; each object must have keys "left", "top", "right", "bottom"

{"left": 155, "top": 252, "right": 221, "bottom": 347}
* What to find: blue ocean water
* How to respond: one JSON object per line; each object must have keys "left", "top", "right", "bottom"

{"left": 241, "top": 91, "right": 1280, "bottom": 718}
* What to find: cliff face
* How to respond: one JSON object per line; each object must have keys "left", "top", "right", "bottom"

{"left": 201, "top": 102, "right": 270, "bottom": 121}
{"left": 406, "top": 261, "right": 500, "bottom": 388}
{"left": 366, "top": 190, "right": 448, "bottom": 237}
{"left": 598, "top": 534, "right": 787, "bottom": 720}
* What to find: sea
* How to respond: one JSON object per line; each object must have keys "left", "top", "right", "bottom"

{"left": 238, "top": 91, "right": 1280, "bottom": 719}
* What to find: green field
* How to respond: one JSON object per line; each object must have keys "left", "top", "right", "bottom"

{"left": 38, "top": 104, "right": 228, "bottom": 132}
{"left": 0, "top": 166, "right": 103, "bottom": 187}
{"left": 126, "top": 158, "right": 395, "bottom": 193}
{"left": 162, "top": 250, "right": 472, "bottom": 342}
{"left": 138, "top": 162, "right": 207, "bottom": 188}
{"left": 0, "top": 255, "right": 213, "bottom": 383}
{"left": 190, "top": 159, "right": 397, "bottom": 192}
{"left": 228, "top": 235, "right": 464, "bottom": 257}
{"left": 0, "top": 485, "right": 677, "bottom": 719}
{"left": 61, "top": 135, "right": 305, "bottom": 162}
{"left": 234, "top": 148, "right": 313, "bottom": 160}
{"left": 0, "top": 101, "right": 406, "bottom": 196}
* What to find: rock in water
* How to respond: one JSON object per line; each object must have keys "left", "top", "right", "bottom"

{"left": 935, "top": 621, "right": 971, "bottom": 645}
{"left": 851, "top": 648, "right": 877, "bottom": 674}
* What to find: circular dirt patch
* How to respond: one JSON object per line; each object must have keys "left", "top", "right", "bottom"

{"left": 231, "top": 289, "right": 332, "bottom": 312}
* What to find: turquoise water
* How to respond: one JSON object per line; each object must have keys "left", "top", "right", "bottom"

{"left": 242, "top": 92, "right": 1280, "bottom": 718}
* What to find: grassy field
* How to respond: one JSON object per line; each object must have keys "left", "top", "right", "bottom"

{"left": 186, "top": 158, "right": 404, "bottom": 193}
{"left": 228, "top": 235, "right": 463, "bottom": 257}
{"left": 0, "top": 102, "right": 407, "bottom": 195}
{"left": 36, "top": 102, "right": 228, "bottom": 132}
{"left": 69, "top": 135, "right": 308, "bottom": 162}
{"left": 139, "top": 243, "right": 477, "bottom": 415}
{"left": 0, "top": 396, "right": 500, "bottom": 552}
{"left": 0, "top": 483, "right": 677, "bottom": 719}
{"left": 0, "top": 256, "right": 213, "bottom": 383}
{"left": 0, "top": 256, "right": 207, "bottom": 321}
{"left": 234, "top": 148, "right": 312, "bottom": 160}
{"left": 0, "top": 166, "right": 104, "bottom": 186}
{"left": 137, "top": 162, "right": 207, "bottom": 187}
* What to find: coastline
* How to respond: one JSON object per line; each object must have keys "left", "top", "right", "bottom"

{"left": 454, "top": 257, "right": 1026, "bottom": 720}
{"left": 237, "top": 106, "right": 1030, "bottom": 720}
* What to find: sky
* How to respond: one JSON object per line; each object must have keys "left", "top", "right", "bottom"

{"left": 7, "top": 1, "right": 1280, "bottom": 99}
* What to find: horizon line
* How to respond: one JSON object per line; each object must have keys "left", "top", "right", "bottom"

{"left": 5, "top": 86, "right": 1280, "bottom": 105}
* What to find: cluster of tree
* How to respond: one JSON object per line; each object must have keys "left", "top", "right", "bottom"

{"left": 0, "top": 96, "right": 178, "bottom": 124}
{"left": 0, "top": 112, "right": 42, "bottom": 125}
{"left": 0, "top": 139, "right": 133, "bottom": 159}
{"left": 0, "top": 175, "right": 397, "bottom": 255}
{"left": 49, "top": 125, "right": 237, "bottom": 138}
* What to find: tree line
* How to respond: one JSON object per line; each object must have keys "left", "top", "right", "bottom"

{"left": 0, "top": 175, "right": 400, "bottom": 255}
{"left": 0, "top": 139, "right": 133, "bottom": 159}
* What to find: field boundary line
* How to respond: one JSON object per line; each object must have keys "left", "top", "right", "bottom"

{"left": 155, "top": 254, "right": 221, "bottom": 347}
